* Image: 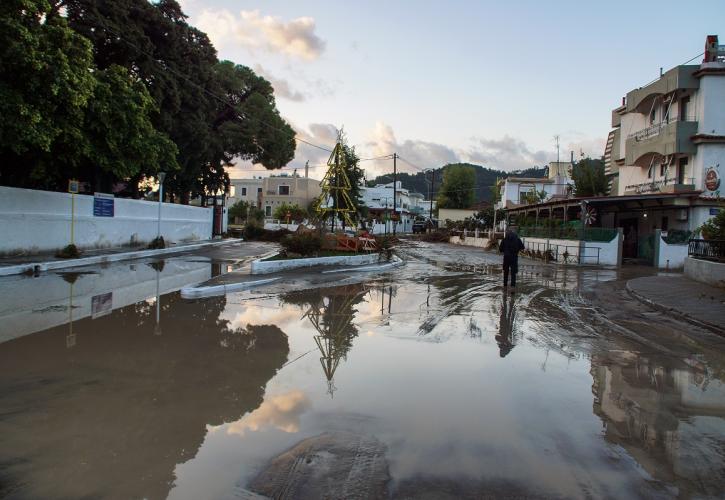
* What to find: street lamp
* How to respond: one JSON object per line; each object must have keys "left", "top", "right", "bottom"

{"left": 157, "top": 171, "right": 166, "bottom": 241}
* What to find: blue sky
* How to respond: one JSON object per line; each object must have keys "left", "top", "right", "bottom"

{"left": 179, "top": 0, "right": 725, "bottom": 177}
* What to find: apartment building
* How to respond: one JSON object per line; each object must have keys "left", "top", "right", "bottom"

{"left": 496, "top": 161, "right": 574, "bottom": 209}
{"left": 361, "top": 181, "right": 432, "bottom": 233}
{"left": 228, "top": 174, "right": 322, "bottom": 218}
{"left": 603, "top": 35, "right": 724, "bottom": 233}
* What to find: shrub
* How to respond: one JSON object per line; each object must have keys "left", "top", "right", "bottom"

{"left": 700, "top": 208, "right": 725, "bottom": 240}
{"left": 243, "top": 223, "right": 266, "bottom": 240}
{"left": 147, "top": 236, "right": 165, "bottom": 249}
{"left": 281, "top": 232, "right": 322, "bottom": 256}
{"left": 56, "top": 244, "right": 80, "bottom": 258}
{"left": 663, "top": 229, "right": 691, "bottom": 244}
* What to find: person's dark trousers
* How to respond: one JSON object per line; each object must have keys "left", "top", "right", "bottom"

{"left": 503, "top": 254, "right": 519, "bottom": 286}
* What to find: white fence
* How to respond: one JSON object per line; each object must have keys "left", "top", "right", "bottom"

{"left": 0, "top": 186, "right": 213, "bottom": 255}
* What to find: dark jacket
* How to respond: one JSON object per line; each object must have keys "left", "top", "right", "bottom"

{"left": 499, "top": 233, "right": 525, "bottom": 257}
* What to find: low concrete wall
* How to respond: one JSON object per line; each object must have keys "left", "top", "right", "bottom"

{"left": 450, "top": 234, "right": 491, "bottom": 248}
{"left": 251, "top": 252, "right": 382, "bottom": 274}
{"left": 685, "top": 256, "right": 725, "bottom": 288}
{"left": 656, "top": 236, "right": 688, "bottom": 270}
{"left": 0, "top": 186, "right": 213, "bottom": 255}
{"left": 521, "top": 234, "right": 621, "bottom": 266}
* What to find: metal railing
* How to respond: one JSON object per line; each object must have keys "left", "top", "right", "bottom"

{"left": 627, "top": 114, "right": 697, "bottom": 141}
{"left": 688, "top": 239, "right": 725, "bottom": 262}
{"left": 518, "top": 226, "right": 618, "bottom": 243}
{"left": 521, "top": 240, "right": 600, "bottom": 265}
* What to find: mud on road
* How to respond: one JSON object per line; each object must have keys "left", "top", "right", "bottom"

{"left": 1, "top": 241, "right": 724, "bottom": 499}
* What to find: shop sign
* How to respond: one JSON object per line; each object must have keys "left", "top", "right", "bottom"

{"left": 624, "top": 180, "right": 668, "bottom": 194}
{"left": 704, "top": 165, "right": 721, "bottom": 193}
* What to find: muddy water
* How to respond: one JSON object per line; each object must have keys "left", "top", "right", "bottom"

{"left": 1, "top": 246, "right": 725, "bottom": 499}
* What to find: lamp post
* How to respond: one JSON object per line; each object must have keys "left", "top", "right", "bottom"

{"left": 157, "top": 172, "right": 166, "bottom": 241}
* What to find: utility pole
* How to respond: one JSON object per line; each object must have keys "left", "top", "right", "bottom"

{"left": 392, "top": 153, "right": 397, "bottom": 235}
{"left": 429, "top": 169, "right": 435, "bottom": 224}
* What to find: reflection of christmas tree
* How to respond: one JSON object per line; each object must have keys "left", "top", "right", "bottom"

{"left": 283, "top": 284, "right": 367, "bottom": 396}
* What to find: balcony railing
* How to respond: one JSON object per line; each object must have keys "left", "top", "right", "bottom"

{"left": 688, "top": 239, "right": 725, "bottom": 262}
{"left": 627, "top": 114, "right": 697, "bottom": 141}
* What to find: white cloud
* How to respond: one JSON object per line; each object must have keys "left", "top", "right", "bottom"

{"left": 253, "top": 64, "right": 306, "bottom": 102}
{"left": 464, "top": 135, "right": 552, "bottom": 171}
{"left": 196, "top": 9, "right": 325, "bottom": 60}
{"left": 226, "top": 390, "right": 311, "bottom": 436}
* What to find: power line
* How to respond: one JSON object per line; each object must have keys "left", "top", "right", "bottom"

{"left": 90, "top": 18, "right": 335, "bottom": 153}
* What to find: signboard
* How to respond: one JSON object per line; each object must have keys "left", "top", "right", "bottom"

{"left": 93, "top": 192, "right": 114, "bottom": 217}
{"left": 704, "top": 165, "right": 721, "bottom": 194}
{"left": 91, "top": 292, "right": 113, "bottom": 319}
{"left": 68, "top": 179, "right": 80, "bottom": 194}
{"left": 712, "top": 208, "right": 722, "bottom": 216}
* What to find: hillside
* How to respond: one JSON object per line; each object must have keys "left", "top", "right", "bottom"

{"left": 367, "top": 163, "right": 547, "bottom": 202}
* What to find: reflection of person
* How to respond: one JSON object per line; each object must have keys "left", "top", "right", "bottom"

{"left": 495, "top": 291, "right": 516, "bottom": 357}
{"left": 499, "top": 227, "right": 525, "bottom": 287}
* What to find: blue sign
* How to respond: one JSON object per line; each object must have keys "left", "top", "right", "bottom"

{"left": 93, "top": 193, "right": 114, "bottom": 217}
{"left": 711, "top": 208, "right": 722, "bottom": 216}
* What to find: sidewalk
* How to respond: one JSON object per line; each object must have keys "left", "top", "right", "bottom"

{"left": 626, "top": 275, "right": 725, "bottom": 335}
{"left": 0, "top": 238, "right": 243, "bottom": 277}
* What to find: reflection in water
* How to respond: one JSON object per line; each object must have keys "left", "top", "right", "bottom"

{"left": 0, "top": 293, "right": 289, "bottom": 500}
{"left": 283, "top": 284, "right": 368, "bottom": 397}
{"left": 496, "top": 291, "right": 517, "bottom": 357}
{"left": 592, "top": 350, "right": 725, "bottom": 497}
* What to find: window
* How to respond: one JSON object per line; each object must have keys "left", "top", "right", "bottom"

{"left": 659, "top": 163, "right": 666, "bottom": 177}
{"left": 678, "top": 157, "right": 688, "bottom": 184}
{"left": 278, "top": 185, "right": 290, "bottom": 195}
{"left": 649, "top": 107, "right": 656, "bottom": 124}
{"left": 680, "top": 96, "right": 690, "bottom": 121}
{"left": 647, "top": 165, "right": 653, "bottom": 179}
{"left": 257, "top": 187, "right": 263, "bottom": 194}
{"left": 241, "top": 187, "right": 247, "bottom": 196}
{"left": 265, "top": 205, "right": 272, "bottom": 216}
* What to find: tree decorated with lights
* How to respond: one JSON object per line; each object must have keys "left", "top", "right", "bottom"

{"left": 317, "top": 132, "right": 358, "bottom": 230}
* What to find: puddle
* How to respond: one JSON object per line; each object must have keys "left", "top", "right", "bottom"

{"left": 1, "top": 246, "right": 724, "bottom": 499}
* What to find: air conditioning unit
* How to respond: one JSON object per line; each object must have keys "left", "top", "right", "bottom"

{"left": 676, "top": 209, "right": 688, "bottom": 221}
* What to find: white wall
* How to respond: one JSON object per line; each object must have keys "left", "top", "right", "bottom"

{"left": 657, "top": 237, "right": 688, "bottom": 269}
{"left": 521, "top": 233, "right": 621, "bottom": 266}
{"left": 0, "top": 186, "right": 213, "bottom": 255}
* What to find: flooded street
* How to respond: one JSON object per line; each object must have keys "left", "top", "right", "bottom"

{"left": 1, "top": 242, "right": 725, "bottom": 499}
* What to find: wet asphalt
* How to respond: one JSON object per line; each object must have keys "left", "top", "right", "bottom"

{"left": 0, "top": 241, "right": 724, "bottom": 499}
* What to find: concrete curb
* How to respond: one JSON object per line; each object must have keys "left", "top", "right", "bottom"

{"left": 321, "top": 255, "right": 405, "bottom": 274}
{"left": 0, "top": 238, "right": 244, "bottom": 277}
{"left": 180, "top": 277, "right": 280, "bottom": 299}
{"left": 251, "top": 252, "right": 382, "bottom": 275}
{"left": 625, "top": 281, "right": 724, "bottom": 336}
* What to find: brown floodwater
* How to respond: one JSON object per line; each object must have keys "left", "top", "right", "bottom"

{"left": 1, "top": 244, "right": 724, "bottom": 499}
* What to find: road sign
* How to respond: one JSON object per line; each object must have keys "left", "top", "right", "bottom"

{"left": 93, "top": 193, "right": 114, "bottom": 217}
{"left": 68, "top": 179, "right": 79, "bottom": 194}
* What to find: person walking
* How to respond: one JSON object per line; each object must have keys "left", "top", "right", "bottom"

{"left": 499, "top": 227, "right": 525, "bottom": 287}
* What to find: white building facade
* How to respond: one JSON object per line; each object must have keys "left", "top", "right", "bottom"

{"left": 360, "top": 181, "right": 432, "bottom": 234}
{"left": 228, "top": 174, "right": 322, "bottom": 219}
{"left": 604, "top": 35, "right": 724, "bottom": 233}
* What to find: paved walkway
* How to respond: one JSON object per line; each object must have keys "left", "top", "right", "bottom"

{"left": 627, "top": 275, "right": 725, "bottom": 334}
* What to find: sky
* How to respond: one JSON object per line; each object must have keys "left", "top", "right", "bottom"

{"left": 178, "top": 0, "right": 725, "bottom": 179}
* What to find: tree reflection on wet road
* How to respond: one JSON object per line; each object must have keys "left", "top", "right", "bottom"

{"left": 1, "top": 242, "right": 724, "bottom": 499}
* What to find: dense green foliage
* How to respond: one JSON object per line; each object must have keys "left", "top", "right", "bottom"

{"left": 700, "top": 208, "right": 725, "bottom": 240}
{"left": 0, "top": 0, "right": 295, "bottom": 200}
{"left": 369, "top": 163, "right": 547, "bottom": 203}
{"left": 437, "top": 164, "right": 476, "bottom": 209}
{"left": 571, "top": 158, "right": 609, "bottom": 197}
{"left": 228, "top": 200, "right": 249, "bottom": 223}
{"left": 273, "top": 203, "right": 307, "bottom": 222}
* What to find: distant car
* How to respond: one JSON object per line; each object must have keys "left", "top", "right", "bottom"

{"left": 412, "top": 220, "right": 428, "bottom": 233}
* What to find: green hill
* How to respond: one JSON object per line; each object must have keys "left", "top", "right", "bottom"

{"left": 367, "top": 163, "right": 547, "bottom": 202}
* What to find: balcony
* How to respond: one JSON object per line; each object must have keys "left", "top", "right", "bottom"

{"left": 625, "top": 117, "right": 698, "bottom": 166}
{"left": 626, "top": 65, "right": 699, "bottom": 113}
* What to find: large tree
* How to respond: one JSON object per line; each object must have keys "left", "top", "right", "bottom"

{"left": 63, "top": 0, "right": 295, "bottom": 202}
{"left": 0, "top": 0, "right": 96, "bottom": 189}
{"left": 437, "top": 164, "right": 476, "bottom": 209}
{"left": 571, "top": 157, "right": 609, "bottom": 197}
